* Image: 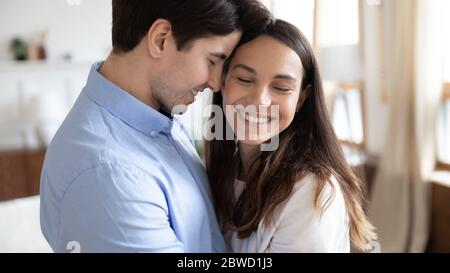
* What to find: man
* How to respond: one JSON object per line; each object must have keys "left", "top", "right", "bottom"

{"left": 40, "top": 0, "right": 271, "bottom": 252}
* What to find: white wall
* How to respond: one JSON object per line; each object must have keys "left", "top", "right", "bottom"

{"left": 0, "top": 63, "right": 90, "bottom": 151}
{"left": 0, "top": 0, "right": 112, "bottom": 150}
{"left": 0, "top": 0, "right": 112, "bottom": 63}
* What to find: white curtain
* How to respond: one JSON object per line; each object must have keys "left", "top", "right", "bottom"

{"left": 413, "top": 0, "right": 445, "bottom": 251}
{"left": 369, "top": 0, "right": 443, "bottom": 252}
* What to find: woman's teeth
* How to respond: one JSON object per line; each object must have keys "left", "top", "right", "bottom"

{"left": 236, "top": 109, "right": 270, "bottom": 124}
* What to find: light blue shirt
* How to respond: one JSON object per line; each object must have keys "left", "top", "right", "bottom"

{"left": 40, "top": 62, "right": 226, "bottom": 253}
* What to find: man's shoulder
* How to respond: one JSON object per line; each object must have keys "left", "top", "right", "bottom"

{"left": 42, "top": 102, "right": 165, "bottom": 193}
{"left": 43, "top": 140, "right": 164, "bottom": 185}
{"left": 41, "top": 147, "right": 168, "bottom": 217}
{"left": 43, "top": 92, "right": 138, "bottom": 178}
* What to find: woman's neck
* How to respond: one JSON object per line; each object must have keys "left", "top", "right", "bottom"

{"left": 238, "top": 142, "right": 261, "bottom": 182}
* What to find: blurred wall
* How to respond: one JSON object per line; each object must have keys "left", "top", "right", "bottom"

{"left": 0, "top": 0, "right": 112, "bottom": 63}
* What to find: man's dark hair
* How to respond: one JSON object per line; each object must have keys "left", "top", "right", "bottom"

{"left": 112, "top": 0, "right": 273, "bottom": 53}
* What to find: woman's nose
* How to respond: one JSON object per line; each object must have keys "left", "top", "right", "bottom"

{"left": 250, "top": 87, "right": 272, "bottom": 107}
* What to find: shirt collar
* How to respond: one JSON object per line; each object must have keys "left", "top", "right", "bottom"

{"left": 84, "top": 62, "right": 173, "bottom": 137}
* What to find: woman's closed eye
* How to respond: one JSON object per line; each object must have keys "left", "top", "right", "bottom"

{"left": 273, "top": 86, "right": 295, "bottom": 92}
{"left": 236, "top": 77, "right": 254, "bottom": 84}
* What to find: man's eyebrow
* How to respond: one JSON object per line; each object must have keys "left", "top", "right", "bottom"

{"left": 231, "top": 64, "right": 256, "bottom": 74}
{"left": 210, "top": 52, "right": 228, "bottom": 60}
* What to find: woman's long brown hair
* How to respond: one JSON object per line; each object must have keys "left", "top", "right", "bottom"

{"left": 205, "top": 19, "right": 376, "bottom": 251}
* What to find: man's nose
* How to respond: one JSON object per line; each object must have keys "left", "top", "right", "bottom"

{"left": 207, "top": 70, "right": 222, "bottom": 92}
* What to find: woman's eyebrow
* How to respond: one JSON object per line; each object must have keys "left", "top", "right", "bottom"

{"left": 231, "top": 64, "right": 257, "bottom": 74}
{"left": 273, "top": 74, "right": 297, "bottom": 81}
{"left": 231, "top": 64, "right": 298, "bottom": 82}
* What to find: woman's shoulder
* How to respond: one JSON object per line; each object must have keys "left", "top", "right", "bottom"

{"left": 291, "top": 172, "right": 343, "bottom": 205}
{"left": 266, "top": 172, "right": 350, "bottom": 252}
{"left": 274, "top": 172, "right": 348, "bottom": 228}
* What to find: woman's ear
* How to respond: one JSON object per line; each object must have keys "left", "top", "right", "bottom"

{"left": 146, "top": 19, "right": 172, "bottom": 58}
{"left": 296, "top": 84, "right": 311, "bottom": 112}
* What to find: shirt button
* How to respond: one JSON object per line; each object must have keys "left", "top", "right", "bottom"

{"left": 150, "top": 131, "right": 157, "bottom": 137}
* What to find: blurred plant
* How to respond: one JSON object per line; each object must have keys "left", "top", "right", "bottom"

{"left": 10, "top": 38, "right": 28, "bottom": 61}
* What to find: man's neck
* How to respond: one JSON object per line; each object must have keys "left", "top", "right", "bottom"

{"left": 99, "top": 51, "right": 160, "bottom": 110}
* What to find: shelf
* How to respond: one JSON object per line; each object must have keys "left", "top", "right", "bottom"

{"left": 0, "top": 61, "right": 91, "bottom": 73}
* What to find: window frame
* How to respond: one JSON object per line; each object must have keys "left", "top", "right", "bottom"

{"left": 436, "top": 82, "right": 450, "bottom": 171}
{"left": 329, "top": 80, "right": 367, "bottom": 151}
{"left": 442, "top": 82, "right": 450, "bottom": 100}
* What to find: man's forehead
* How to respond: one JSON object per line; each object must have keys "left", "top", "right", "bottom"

{"left": 197, "top": 31, "right": 241, "bottom": 45}
{"left": 202, "top": 31, "right": 242, "bottom": 54}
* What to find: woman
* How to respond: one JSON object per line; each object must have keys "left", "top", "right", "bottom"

{"left": 205, "top": 19, "right": 376, "bottom": 253}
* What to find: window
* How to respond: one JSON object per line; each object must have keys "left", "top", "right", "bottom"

{"left": 271, "top": 0, "right": 316, "bottom": 44}
{"left": 332, "top": 81, "right": 366, "bottom": 166}
{"left": 437, "top": 0, "right": 450, "bottom": 169}
{"left": 332, "top": 82, "right": 365, "bottom": 146}
{"left": 316, "top": 0, "right": 360, "bottom": 47}
{"left": 316, "top": 0, "right": 366, "bottom": 160}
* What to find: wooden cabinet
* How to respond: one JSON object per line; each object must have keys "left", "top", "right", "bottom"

{"left": 0, "top": 149, "right": 45, "bottom": 201}
{"left": 427, "top": 182, "right": 450, "bottom": 252}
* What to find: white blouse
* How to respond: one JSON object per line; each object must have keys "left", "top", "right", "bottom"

{"left": 225, "top": 173, "right": 350, "bottom": 253}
